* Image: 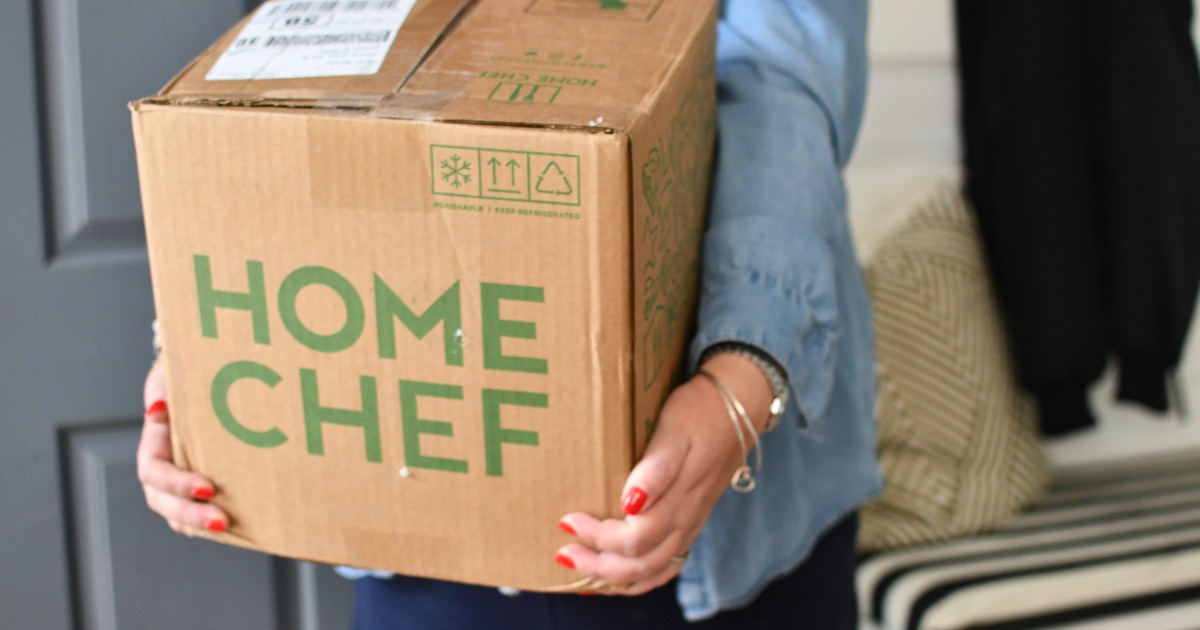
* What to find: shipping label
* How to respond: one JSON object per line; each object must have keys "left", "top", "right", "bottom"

{"left": 206, "top": 0, "right": 418, "bottom": 81}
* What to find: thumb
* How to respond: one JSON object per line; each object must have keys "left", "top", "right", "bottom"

{"left": 144, "top": 360, "right": 167, "bottom": 412}
{"left": 618, "top": 402, "right": 692, "bottom": 516}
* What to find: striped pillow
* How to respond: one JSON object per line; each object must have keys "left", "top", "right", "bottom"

{"left": 858, "top": 450, "right": 1200, "bottom": 630}
{"left": 859, "top": 182, "right": 1052, "bottom": 552}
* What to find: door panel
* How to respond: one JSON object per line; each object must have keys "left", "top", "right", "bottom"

{"left": 65, "top": 427, "right": 277, "bottom": 630}
{"left": 1, "top": 0, "right": 355, "bottom": 627}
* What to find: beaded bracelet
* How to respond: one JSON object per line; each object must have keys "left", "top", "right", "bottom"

{"left": 699, "top": 342, "right": 789, "bottom": 432}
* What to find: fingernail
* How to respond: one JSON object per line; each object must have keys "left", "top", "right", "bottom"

{"left": 145, "top": 400, "right": 167, "bottom": 416}
{"left": 621, "top": 487, "right": 648, "bottom": 516}
{"left": 558, "top": 520, "right": 576, "bottom": 536}
{"left": 205, "top": 519, "right": 226, "bottom": 533}
{"left": 578, "top": 592, "right": 596, "bottom": 596}
{"left": 554, "top": 552, "right": 575, "bottom": 569}
{"left": 192, "top": 487, "right": 215, "bottom": 500}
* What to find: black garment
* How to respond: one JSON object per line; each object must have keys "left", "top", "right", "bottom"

{"left": 955, "top": 0, "right": 1200, "bottom": 435}
{"left": 351, "top": 513, "right": 860, "bottom": 629}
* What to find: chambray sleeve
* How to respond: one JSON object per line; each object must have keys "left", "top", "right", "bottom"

{"left": 688, "top": 0, "right": 868, "bottom": 427}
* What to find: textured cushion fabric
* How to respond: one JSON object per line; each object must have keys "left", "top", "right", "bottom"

{"left": 858, "top": 182, "right": 1052, "bottom": 552}
{"left": 857, "top": 450, "right": 1200, "bottom": 630}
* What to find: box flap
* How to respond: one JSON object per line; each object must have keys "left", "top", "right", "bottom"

{"left": 381, "top": 0, "right": 712, "bottom": 130}
{"left": 143, "top": 0, "right": 716, "bottom": 132}
{"left": 159, "top": 0, "right": 474, "bottom": 104}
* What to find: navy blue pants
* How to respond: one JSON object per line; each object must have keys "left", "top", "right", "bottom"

{"left": 351, "top": 513, "right": 858, "bottom": 629}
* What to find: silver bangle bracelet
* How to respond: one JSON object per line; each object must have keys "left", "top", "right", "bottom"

{"left": 697, "top": 369, "right": 761, "bottom": 493}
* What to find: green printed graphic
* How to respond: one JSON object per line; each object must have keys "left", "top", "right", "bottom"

{"left": 211, "top": 360, "right": 287, "bottom": 449}
{"left": 439, "top": 154, "right": 474, "bottom": 190}
{"left": 639, "top": 62, "right": 716, "bottom": 391}
{"left": 278, "top": 265, "right": 365, "bottom": 354}
{"left": 482, "top": 388, "right": 545, "bottom": 477}
{"left": 399, "top": 380, "right": 469, "bottom": 474}
{"left": 484, "top": 153, "right": 525, "bottom": 196}
{"left": 488, "top": 82, "right": 561, "bottom": 104}
{"left": 195, "top": 255, "right": 271, "bottom": 345}
{"left": 481, "top": 282, "right": 548, "bottom": 375}
{"left": 430, "top": 145, "right": 580, "bottom": 206}
{"left": 527, "top": 0, "right": 662, "bottom": 21}
{"left": 535, "top": 161, "right": 573, "bottom": 196}
{"left": 301, "top": 369, "right": 382, "bottom": 464}
{"left": 374, "top": 277, "right": 463, "bottom": 366}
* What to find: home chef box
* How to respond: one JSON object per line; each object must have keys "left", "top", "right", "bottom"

{"left": 131, "top": 0, "right": 716, "bottom": 591}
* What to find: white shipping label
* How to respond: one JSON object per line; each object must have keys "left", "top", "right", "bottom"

{"left": 206, "top": 0, "right": 419, "bottom": 81}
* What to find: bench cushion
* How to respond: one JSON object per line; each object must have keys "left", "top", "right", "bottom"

{"left": 859, "top": 450, "right": 1200, "bottom": 629}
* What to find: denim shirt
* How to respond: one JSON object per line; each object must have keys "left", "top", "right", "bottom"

{"left": 677, "top": 0, "right": 882, "bottom": 620}
{"left": 341, "top": 0, "right": 882, "bottom": 620}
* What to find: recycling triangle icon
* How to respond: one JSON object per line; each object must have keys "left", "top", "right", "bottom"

{"left": 535, "top": 161, "right": 573, "bottom": 196}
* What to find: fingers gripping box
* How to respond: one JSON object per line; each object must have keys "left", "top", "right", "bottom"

{"left": 131, "top": 0, "right": 716, "bottom": 591}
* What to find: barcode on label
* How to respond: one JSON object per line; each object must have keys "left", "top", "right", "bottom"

{"left": 265, "top": 0, "right": 398, "bottom": 14}
{"left": 262, "top": 30, "right": 391, "bottom": 47}
{"left": 207, "top": 0, "right": 416, "bottom": 80}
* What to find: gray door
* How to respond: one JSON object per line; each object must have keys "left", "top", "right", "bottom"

{"left": 0, "top": 1, "right": 353, "bottom": 628}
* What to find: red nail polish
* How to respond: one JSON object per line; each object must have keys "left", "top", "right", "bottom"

{"left": 554, "top": 553, "right": 575, "bottom": 569}
{"left": 145, "top": 400, "right": 167, "bottom": 416}
{"left": 621, "top": 487, "right": 648, "bottom": 515}
{"left": 558, "top": 520, "right": 576, "bottom": 536}
{"left": 205, "top": 519, "right": 226, "bottom": 533}
{"left": 192, "top": 487, "right": 215, "bottom": 500}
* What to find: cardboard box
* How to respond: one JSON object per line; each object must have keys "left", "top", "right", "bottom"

{"left": 132, "top": 0, "right": 716, "bottom": 591}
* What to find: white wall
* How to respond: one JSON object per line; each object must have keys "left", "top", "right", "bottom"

{"left": 845, "top": 0, "right": 1200, "bottom": 467}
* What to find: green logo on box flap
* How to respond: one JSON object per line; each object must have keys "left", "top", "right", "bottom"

{"left": 527, "top": 0, "right": 663, "bottom": 22}
{"left": 488, "top": 82, "right": 562, "bottom": 104}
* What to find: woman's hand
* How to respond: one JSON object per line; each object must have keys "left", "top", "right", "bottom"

{"left": 555, "top": 353, "right": 774, "bottom": 595}
{"left": 137, "top": 360, "right": 228, "bottom": 534}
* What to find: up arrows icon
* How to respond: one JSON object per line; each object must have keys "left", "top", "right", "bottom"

{"left": 487, "top": 157, "right": 522, "bottom": 187}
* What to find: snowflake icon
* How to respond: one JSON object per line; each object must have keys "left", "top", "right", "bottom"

{"left": 440, "top": 154, "right": 473, "bottom": 188}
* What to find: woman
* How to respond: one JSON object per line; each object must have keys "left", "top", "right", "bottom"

{"left": 138, "top": 0, "right": 881, "bottom": 626}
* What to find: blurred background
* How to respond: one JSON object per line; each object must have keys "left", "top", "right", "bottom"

{"left": 847, "top": 0, "right": 1200, "bottom": 468}
{"left": 1, "top": 0, "right": 1197, "bottom": 628}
